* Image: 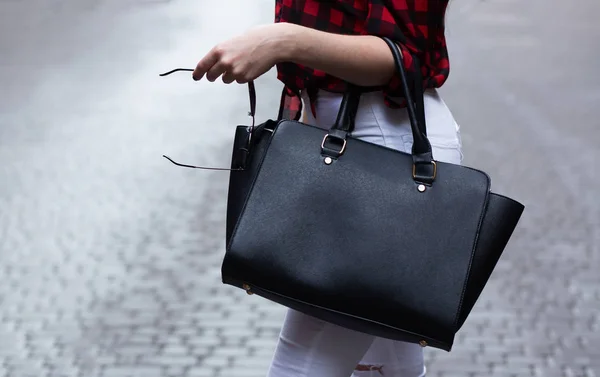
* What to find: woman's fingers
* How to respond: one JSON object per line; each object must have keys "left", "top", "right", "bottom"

{"left": 222, "top": 71, "right": 236, "bottom": 84}
{"left": 205, "top": 62, "right": 227, "bottom": 82}
{"left": 193, "top": 48, "right": 219, "bottom": 81}
{"left": 194, "top": 40, "right": 260, "bottom": 84}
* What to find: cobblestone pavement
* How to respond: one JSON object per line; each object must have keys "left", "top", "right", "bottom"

{"left": 0, "top": 0, "right": 598, "bottom": 376}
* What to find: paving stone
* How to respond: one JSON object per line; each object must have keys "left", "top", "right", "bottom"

{"left": 199, "top": 355, "right": 230, "bottom": 368}
{"left": 141, "top": 355, "right": 198, "bottom": 367}
{"left": 187, "top": 368, "right": 214, "bottom": 377}
{"left": 212, "top": 347, "right": 249, "bottom": 358}
{"left": 164, "top": 366, "right": 187, "bottom": 377}
{"left": 221, "top": 367, "right": 270, "bottom": 377}
{"left": 102, "top": 366, "right": 163, "bottom": 377}
{"left": 161, "top": 344, "right": 190, "bottom": 357}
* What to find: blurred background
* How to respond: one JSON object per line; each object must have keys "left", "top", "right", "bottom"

{"left": 0, "top": 0, "right": 598, "bottom": 376}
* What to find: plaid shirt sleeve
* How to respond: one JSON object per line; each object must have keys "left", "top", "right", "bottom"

{"left": 275, "top": 0, "right": 450, "bottom": 114}
{"left": 364, "top": 1, "right": 450, "bottom": 104}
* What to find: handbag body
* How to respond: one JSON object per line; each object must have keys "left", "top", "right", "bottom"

{"left": 222, "top": 37, "right": 524, "bottom": 351}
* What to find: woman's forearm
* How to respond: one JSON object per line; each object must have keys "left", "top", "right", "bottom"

{"left": 275, "top": 22, "right": 397, "bottom": 87}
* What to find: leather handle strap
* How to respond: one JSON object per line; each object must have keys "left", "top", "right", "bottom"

{"left": 379, "top": 37, "right": 432, "bottom": 157}
{"left": 332, "top": 85, "right": 362, "bottom": 133}
{"left": 326, "top": 37, "right": 435, "bottom": 183}
{"left": 329, "top": 39, "right": 429, "bottom": 150}
{"left": 379, "top": 37, "right": 435, "bottom": 183}
{"left": 248, "top": 80, "right": 256, "bottom": 129}
{"left": 412, "top": 55, "right": 427, "bottom": 138}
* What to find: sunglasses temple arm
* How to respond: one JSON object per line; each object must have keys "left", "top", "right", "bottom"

{"left": 159, "top": 68, "right": 194, "bottom": 76}
{"left": 162, "top": 155, "right": 244, "bottom": 171}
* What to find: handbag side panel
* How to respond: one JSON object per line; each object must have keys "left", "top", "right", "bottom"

{"left": 455, "top": 193, "right": 525, "bottom": 330}
{"left": 225, "top": 121, "right": 276, "bottom": 246}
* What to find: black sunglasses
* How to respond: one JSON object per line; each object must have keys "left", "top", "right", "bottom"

{"left": 158, "top": 68, "right": 257, "bottom": 172}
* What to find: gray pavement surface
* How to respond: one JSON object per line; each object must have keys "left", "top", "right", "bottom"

{"left": 0, "top": 0, "right": 598, "bottom": 376}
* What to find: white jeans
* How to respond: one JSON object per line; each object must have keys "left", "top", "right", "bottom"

{"left": 266, "top": 89, "right": 463, "bottom": 377}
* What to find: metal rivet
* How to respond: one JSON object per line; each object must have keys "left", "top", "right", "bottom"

{"left": 417, "top": 184, "right": 426, "bottom": 192}
{"left": 419, "top": 340, "right": 428, "bottom": 347}
{"left": 242, "top": 284, "right": 253, "bottom": 295}
{"left": 324, "top": 157, "right": 333, "bottom": 165}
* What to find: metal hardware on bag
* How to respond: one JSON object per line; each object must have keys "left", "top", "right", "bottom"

{"left": 242, "top": 284, "right": 254, "bottom": 295}
{"left": 417, "top": 184, "right": 426, "bottom": 192}
{"left": 324, "top": 157, "right": 333, "bottom": 165}
{"left": 419, "top": 340, "right": 428, "bottom": 347}
{"left": 321, "top": 134, "right": 347, "bottom": 156}
{"left": 412, "top": 161, "right": 437, "bottom": 180}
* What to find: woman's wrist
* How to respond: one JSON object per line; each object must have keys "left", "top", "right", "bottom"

{"left": 269, "top": 22, "right": 396, "bottom": 87}
{"left": 271, "top": 22, "right": 303, "bottom": 64}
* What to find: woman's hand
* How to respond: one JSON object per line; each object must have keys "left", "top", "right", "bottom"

{"left": 192, "top": 22, "right": 399, "bottom": 88}
{"left": 192, "top": 24, "right": 287, "bottom": 84}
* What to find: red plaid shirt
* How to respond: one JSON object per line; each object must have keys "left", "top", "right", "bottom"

{"left": 275, "top": 0, "right": 450, "bottom": 119}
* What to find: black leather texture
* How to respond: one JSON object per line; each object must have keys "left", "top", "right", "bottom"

{"left": 225, "top": 121, "right": 275, "bottom": 244}
{"left": 223, "top": 121, "right": 524, "bottom": 351}
{"left": 221, "top": 37, "right": 525, "bottom": 351}
{"left": 455, "top": 192, "right": 525, "bottom": 330}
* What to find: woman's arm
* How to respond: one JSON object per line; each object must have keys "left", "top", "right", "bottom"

{"left": 192, "top": 22, "right": 399, "bottom": 87}
{"left": 276, "top": 23, "right": 397, "bottom": 87}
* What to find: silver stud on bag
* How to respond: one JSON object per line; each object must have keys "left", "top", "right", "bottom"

{"left": 419, "top": 340, "right": 428, "bottom": 347}
{"left": 324, "top": 157, "right": 333, "bottom": 165}
{"left": 417, "top": 184, "right": 426, "bottom": 192}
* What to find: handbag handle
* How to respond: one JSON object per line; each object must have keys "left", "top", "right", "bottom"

{"left": 324, "top": 37, "right": 437, "bottom": 185}
{"left": 159, "top": 38, "right": 437, "bottom": 184}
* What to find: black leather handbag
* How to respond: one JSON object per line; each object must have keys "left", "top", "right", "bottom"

{"left": 163, "top": 37, "right": 524, "bottom": 351}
